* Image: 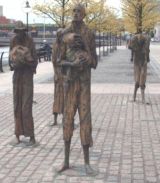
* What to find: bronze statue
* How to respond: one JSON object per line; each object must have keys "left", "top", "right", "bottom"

{"left": 57, "top": 4, "right": 97, "bottom": 175}
{"left": 145, "top": 32, "right": 151, "bottom": 63}
{"left": 9, "top": 21, "right": 38, "bottom": 145}
{"left": 51, "top": 28, "right": 64, "bottom": 126}
{"left": 131, "top": 31, "right": 149, "bottom": 103}
{"left": 127, "top": 34, "right": 134, "bottom": 62}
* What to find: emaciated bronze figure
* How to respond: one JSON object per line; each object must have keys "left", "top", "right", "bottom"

{"left": 58, "top": 4, "right": 97, "bottom": 175}
{"left": 131, "top": 30, "right": 150, "bottom": 103}
{"left": 9, "top": 21, "right": 38, "bottom": 145}
{"left": 52, "top": 28, "right": 64, "bottom": 125}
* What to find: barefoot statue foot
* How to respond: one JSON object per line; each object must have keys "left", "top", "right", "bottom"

{"left": 10, "top": 135, "right": 21, "bottom": 146}
{"left": 16, "top": 135, "right": 20, "bottom": 144}
{"left": 58, "top": 164, "right": 69, "bottom": 173}
{"left": 11, "top": 138, "right": 21, "bottom": 146}
{"left": 53, "top": 113, "right": 58, "bottom": 126}
{"left": 26, "top": 136, "right": 36, "bottom": 146}
{"left": 50, "top": 114, "right": 58, "bottom": 126}
{"left": 85, "top": 164, "right": 98, "bottom": 176}
{"left": 50, "top": 121, "right": 57, "bottom": 126}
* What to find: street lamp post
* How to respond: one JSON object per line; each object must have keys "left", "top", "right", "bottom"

{"left": 24, "top": 1, "right": 31, "bottom": 33}
{"left": 98, "top": 16, "right": 101, "bottom": 61}
{"left": 43, "top": 15, "right": 46, "bottom": 40}
{"left": 43, "top": 0, "right": 46, "bottom": 41}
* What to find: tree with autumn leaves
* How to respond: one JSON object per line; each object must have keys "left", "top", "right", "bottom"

{"left": 32, "top": 0, "right": 121, "bottom": 34}
{"left": 33, "top": 0, "right": 70, "bottom": 28}
{"left": 121, "top": 0, "right": 160, "bottom": 33}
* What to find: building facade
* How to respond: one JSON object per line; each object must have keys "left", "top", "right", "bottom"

{"left": 0, "top": 6, "right": 3, "bottom": 16}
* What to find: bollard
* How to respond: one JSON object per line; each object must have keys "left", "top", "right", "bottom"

{"left": 98, "top": 30, "right": 101, "bottom": 61}
{"left": 109, "top": 32, "right": 112, "bottom": 53}
{"left": 0, "top": 52, "right": 4, "bottom": 72}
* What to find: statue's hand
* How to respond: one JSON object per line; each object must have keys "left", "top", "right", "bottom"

{"left": 60, "top": 61, "right": 74, "bottom": 67}
{"left": 79, "top": 55, "right": 87, "bottom": 62}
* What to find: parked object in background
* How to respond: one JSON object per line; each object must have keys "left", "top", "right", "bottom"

{"left": 36, "top": 43, "right": 52, "bottom": 62}
{"left": 0, "top": 30, "right": 8, "bottom": 37}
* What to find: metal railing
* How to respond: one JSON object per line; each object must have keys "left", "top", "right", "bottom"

{"left": 0, "top": 51, "right": 9, "bottom": 72}
{"left": 96, "top": 33, "right": 121, "bottom": 61}
{"left": 0, "top": 48, "right": 52, "bottom": 73}
{"left": 0, "top": 35, "right": 124, "bottom": 72}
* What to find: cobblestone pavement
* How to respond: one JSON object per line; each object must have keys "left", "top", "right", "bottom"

{"left": 0, "top": 45, "right": 160, "bottom": 183}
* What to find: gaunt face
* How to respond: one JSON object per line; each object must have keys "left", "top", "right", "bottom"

{"left": 72, "top": 7, "right": 84, "bottom": 22}
{"left": 16, "top": 30, "right": 26, "bottom": 38}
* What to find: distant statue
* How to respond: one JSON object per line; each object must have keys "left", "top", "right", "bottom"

{"left": 51, "top": 28, "right": 64, "bottom": 126}
{"left": 131, "top": 30, "right": 149, "bottom": 103}
{"left": 9, "top": 21, "right": 38, "bottom": 146}
{"left": 58, "top": 3, "right": 98, "bottom": 175}
{"left": 127, "top": 34, "right": 134, "bottom": 62}
{"left": 144, "top": 31, "right": 151, "bottom": 63}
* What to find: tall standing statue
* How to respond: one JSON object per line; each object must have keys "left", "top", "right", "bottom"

{"left": 58, "top": 4, "right": 97, "bottom": 175}
{"left": 127, "top": 34, "right": 134, "bottom": 62}
{"left": 131, "top": 30, "right": 149, "bottom": 103}
{"left": 145, "top": 31, "right": 151, "bottom": 63}
{"left": 51, "top": 29, "right": 64, "bottom": 126}
{"left": 9, "top": 21, "right": 38, "bottom": 145}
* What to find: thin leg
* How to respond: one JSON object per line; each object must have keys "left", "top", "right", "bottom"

{"left": 58, "top": 140, "right": 71, "bottom": 173}
{"left": 16, "top": 135, "right": 20, "bottom": 144}
{"left": 26, "top": 135, "right": 36, "bottom": 146}
{"left": 141, "top": 88, "right": 145, "bottom": 104}
{"left": 131, "top": 50, "right": 133, "bottom": 62}
{"left": 83, "top": 145, "right": 96, "bottom": 175}
{"left": 133, "top": 84, "right": 139, "bottom": 102}
{"left": 30, "top": 135, "right": 36, "bottom": 144}
{"left": 83, "top": 144, "right": 90, "bottom": 164}
{"left": 53, "top": 113, "right": 58, "bottom": 125}
{"left": 50, "top": 113, "right": 58, "bottom": 126}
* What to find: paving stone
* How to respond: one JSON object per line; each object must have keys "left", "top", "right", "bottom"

{"left": 0, "top": 45, "right": 160, "bottom": 182}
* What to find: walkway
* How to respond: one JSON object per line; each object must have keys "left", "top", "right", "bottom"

{"left": 0, "top": 45, "right": 160, "bottom": 183}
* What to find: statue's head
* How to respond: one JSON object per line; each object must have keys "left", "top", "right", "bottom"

{"left": 56, "top": 28, "right": 64, "bottom": 43}
{"left": 72, "top": 3, "right": 86, "bottom": 22}
{"left": 14, "top": 21, "right": 27, "bottom": 34}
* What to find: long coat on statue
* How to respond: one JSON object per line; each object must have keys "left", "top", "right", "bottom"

{"left": 9, "top": 34, "right": 38, "bottom": 137}
{"left": 131, "top": 34, "right": 148, "bottom": 88}
{"left": 52, "top": 40, "right": 64, "bottom": 114}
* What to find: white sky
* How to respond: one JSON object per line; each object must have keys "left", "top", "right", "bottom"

{"left": 0, "top": 0, "right": 46, "bottom": 24}
{"left": 0, "top": 0, "right": 121, "bottom": 24}
{"left": 107, "top": 0, "right": 121, "bottom": 11}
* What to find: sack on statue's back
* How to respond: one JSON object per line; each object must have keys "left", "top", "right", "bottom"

{"left": 10, "top": 45, "right": 33, "bottom": 67}
{"left": 128, "top": 40, "right": 132, "bottom": 49}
